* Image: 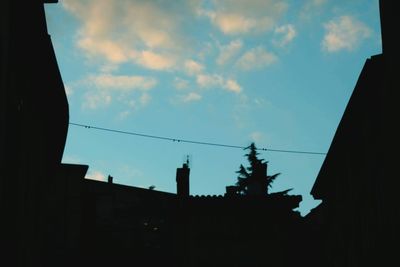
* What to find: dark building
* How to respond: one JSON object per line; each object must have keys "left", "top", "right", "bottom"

{"left": 7, "top": 1, "right": 396, "bottom": 266}
{"left": 81, "top": 162, "right": 303, "bottom": 267}
{"left": 1, "top": 1, "right": 85, "bottom": 266}
{"left": 306, "top": 1, "right": 398, "bottom": 266}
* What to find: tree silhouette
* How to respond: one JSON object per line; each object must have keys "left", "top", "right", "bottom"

{"left": 235, "top": 143, "right": 280, "bottom": 196}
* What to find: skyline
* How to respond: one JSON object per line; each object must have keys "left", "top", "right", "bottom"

{"left": 44, "top": 0, "right": 382, "bottom": 215}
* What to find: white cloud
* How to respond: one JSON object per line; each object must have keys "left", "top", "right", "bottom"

{"left": 83, "top": 90, "right": 112, "bottom": 109}
{"left": 224, "top": 79, "right": 242, "bottom": 93}
{"left": 196, "top": 74, "right": 224, "bottom": 88}
{"left": 184, "top": 59, "right": 204, "bottom": 76}
{"left": 212, "top": 14, "right": 259, "bottom": 35}
{"left": 99, "top": 64, "right": 119, "bottom": 73}
{"left": 136, "top": 50, "right": 176, "bottom": 70}
{"left": 88, "top": 74, "right": 157, "bottom": 91}
{"left": 217, "top": 39, "right": 243, "bottom": 65}
{"left": 118, "top": 110, "right": 131, "bottom": 120}
{"left": 77, "top": 37, "right": 129, "bottom": 64}
{"left": 82, "top": 74, "right": 156, "bottom": 110}
{"left": 300, "top": 0, "right": 327, "bottom": 20}
{"left": 86, "top": 170, "right": 107, "bottom": 182}
{"left": 197, "top": 42, "right": 213, "bottom": 60}
{"left": 236, "top": 46, "right": 277, "bottom": 70}
{"left": 253, "top": 97, "right": 271, "bottom": 108}
{"left": 322, "top": 16, "right": 371, "bottom": 52}
{"left": 64, "top": 84, "right": 73, "bottom": 96}
{"left": 63, "top": 0, "right": 188, "bottom": 71}
{"left": 273, "top": 24, "right": 297, "bottom": 47}
{"left": 197, "top": 0, "right": 288, "bottom": 35}
{"left": 250, "top": 131, "right": 264, "bottom": 143}
{"left": 139, "top": 93, "right": 151, "bottom": 106}
{"left": 181, "top": 92, "right": 202, "bottom": 103}
{"left": 196, "top": 74, "right": 242, "bottom": 94}
{"left": 174, "top": 77, "right": 190, "bottom": 90}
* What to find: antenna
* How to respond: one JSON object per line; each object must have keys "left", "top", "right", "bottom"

{"left": 183, "top": 154, "right": 192, "bottom": 168}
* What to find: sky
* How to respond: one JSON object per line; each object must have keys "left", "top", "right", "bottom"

{"left": 44, "top": 0, "right": 382, "bottom": 216}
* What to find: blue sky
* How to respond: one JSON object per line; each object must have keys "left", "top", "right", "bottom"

{"left": 44, "top": 0, "right": 382, "bottom": 215}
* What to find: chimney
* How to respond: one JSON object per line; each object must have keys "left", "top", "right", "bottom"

{"left": 176, "top": 163, "right": 190, "bottom": 197}
{"left": 107, "top": 175, "right": 113, "bottom": 184}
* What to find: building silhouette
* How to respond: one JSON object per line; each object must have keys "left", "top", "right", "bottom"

{"left": 2, "top": 0, "right": 397, "bottom": 267}
{"left": 1, "top": 1, "right": 79, "bottom": 266}
{"left": 81, "top": 162, "right": 303, "bottom": 267}
{"left": 305, "top": 1, "right": 398, "bottom": 266}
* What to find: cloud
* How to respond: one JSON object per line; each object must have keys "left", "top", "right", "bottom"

{"left": 86, "top": 170, "right": 107, "bottom": 182}
{"left": 63, "top": 0, "right": 189, "bottom": 71}
{"left": 273, "top": 24, "right": 297, "bottom": 47}
{"left": 212, "top": 14, "right": 259, "bottom": 35}
{"left": 181, "top": 92, "right": 202, "bottom": 103}
{"left": 184, "top": 59, "right": 204, "bottom": 76}
{"left": 196, "top": 74, "right": 242, "bottom": 94}
{"left": 117, "top": 94, "right": 150, "bottom": 119}
{"left": 217, "top": 39, "right": 243, "bottom": 65}
{"left": 250, "top": 131, "right": 265, "bottom": 143}
{"left": 87, "top": 74, "right": 157, "bottom": 91}
{"left": 139, "top": 93, "right": 151, "bottom": 106}
{"left": 77, "top": 37, "right": 129, "bottom": 64}
{"left": 83, "top": 90, "right": 112, "bottom": 109}
{"left": 300, "top": 0, "right": 327, "bottom": 20}
{"left": 135, "top": 51, "right": 176, "bottom": 71}
{"left": 197, "top": 0, "right": 288, "bottom": 35}
{"left": 174, "top": 77, "right": 190, "bottom": 90}
{"left": 236, "top": 46, "right": 277, "bottom": 70}
{"left": 224, "top": 79, "right": 242, "bottom": 93}
{"left": 99, "top": 64, "right": 119, "bottom": 73}
{"left": 322, "top": 16, "right": 372, "bottom": 52}
{"left": 82, "top": 74, "right": 157, "bottom": 110}
{"left": 196, "top": 74, "right": 224, "bottom": 88}
{"left": 64, "top": 84, "right": 73, "bottom": 96}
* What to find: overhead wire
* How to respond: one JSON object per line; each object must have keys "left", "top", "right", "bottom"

{"left": 69, "top": 122, "right": 327, "bottom": 155}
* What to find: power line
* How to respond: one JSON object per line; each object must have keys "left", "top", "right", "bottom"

{"left": 69, "top": 122, "right": 327, "bottom": 155}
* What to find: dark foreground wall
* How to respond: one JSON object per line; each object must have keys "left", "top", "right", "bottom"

{"left": 1, "top": 1, "right": 70, "bottom": 266}
{"left": 307, "top": 1, "right": 399, "bottom": 266}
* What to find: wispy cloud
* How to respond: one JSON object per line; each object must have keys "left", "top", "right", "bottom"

{"left": 83, "top": 90, "right": 112, "bottom": 109}
{"left": 196, "top": 73, "right": 224, "bottom": 88}
{"left": 86, "top": 170, "right": 107, "bottom": 181}
{"left": 322, "top": 16, "right": 371, "bottom": 52}
{"left": 136, "top": 51, "right": 177, "bottom": 70}
{"left": 300, "top": 0, "right": 327, "bottom": 21}
{"left": 173, "top": 77, "right": 190, "bottom": 90}
{"left": 87, "top": 74, "right": 157, "bottom": 91}
{"left": 196, "top": 74, "right": 242, "bottom": 94}
{"left": 184, "top": 59, "right": 205, "bottom": 76}
{"left": 224, "top": 79, "right": 242, "bottom": 93}
{"left": 63, "top": 0, "right": 271, "bottom": 106}
{"left": 82, "top": 74, "right": 157, "bottom": 110}
{"left": 217, "top": 39, "right": 243, "bottom": 65}
{"left": 181, "top": 92, "right": 202, "bottom": 103}
{"left": 236, "top": 46, "right": 277, "bottom": 71}
{"left": 62, "top": 0, "right": 190, "bottom": 71}
{"left": 64, "top": 84, "right": 73, "bottom": 96}
{"left": 249, "top": 131, "right": 265, "bottom": 143}
{"left": 197, "top": 0, "right": 288, "bottom": 35}
{"left": 273, "top": 24, "right": 297, "bottom": 47}
{"left": 139, "top": 93, "right": 151, "bottom": 106}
